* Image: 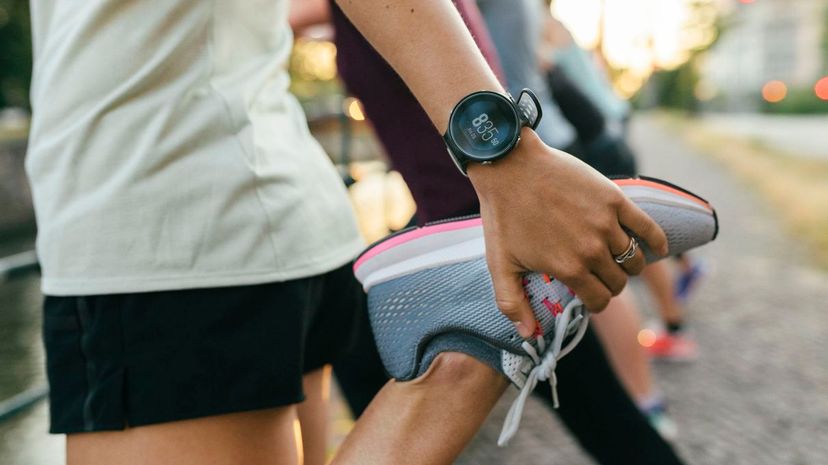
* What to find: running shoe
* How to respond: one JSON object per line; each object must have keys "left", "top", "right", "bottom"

{"left": 644, "top": 329, "right": 699, "bottom": 362}
{"left": 353, "top": 176, "right": 717, "bottom": 446}
{"left": 674, "top": 259, "right": 707, "bottom": 303}
{"left": 639, "top": 396, "right": 679, "bottom": 441}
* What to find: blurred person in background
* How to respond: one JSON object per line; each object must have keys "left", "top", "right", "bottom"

{"left": 477, "top": 0, "right": 678, "bottom": 437}
{"left": 540, "top": 13, "right": 703, "bottom": 363}
{"left": 26, "top": 1, "right": 665, "bottom": 464}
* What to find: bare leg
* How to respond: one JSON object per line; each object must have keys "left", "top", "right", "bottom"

{"left": 590, "top": 290, "right": 655, "bottom": 402}
{"left": 67, "top": 406, "right": 299, "bottom": 465}
{"left": 297, "top": 366, "right": 333, "bottom": 465}
{"left": 332, "top": 352, "right": 509, "bottom": 465}
{"left": 641, "top": 261, "right": 683, "bottom": 326}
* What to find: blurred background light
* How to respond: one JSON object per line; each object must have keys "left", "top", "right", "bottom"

{"left": 344, "top": 97, "right": 365, "bottom": 121}
{"left": 815, "top": 77, "right": 828, "bottom": 101}
{"left": 761, "top": 80, "right": 788, "bottom": 103}
{"left": 638, "top": 329, "right": 657, "bottom": 348}
{"left": 551, "top": 0, "right": 719, "bottom": 96}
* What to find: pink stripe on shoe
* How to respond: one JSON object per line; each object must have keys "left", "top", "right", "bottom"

{"left": 353, "top": 218, "right": 483, "bottom": 273}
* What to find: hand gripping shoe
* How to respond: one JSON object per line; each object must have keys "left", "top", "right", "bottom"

{"left": 352, "top": 176, "right": 718, "bottom": 446}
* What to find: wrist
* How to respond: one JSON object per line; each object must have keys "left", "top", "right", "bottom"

{"left": 467, "top": 128, "right": 548, "bottom": 194}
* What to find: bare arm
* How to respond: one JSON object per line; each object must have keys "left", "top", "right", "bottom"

{"left": 336, "top": 0, "right": 667, "bottom": 333}
{"left": 335, "top": 0, "right": 500, "bottom": 132}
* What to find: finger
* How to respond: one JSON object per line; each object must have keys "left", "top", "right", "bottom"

{"left": 617, "top": 199, "right": 669, "bottom": 257}
{"left": 593, "top": 254, "right": 628, "bottom": 295}
{"left": 568, "top": 272, "right": 613, "bottom": 313}
{"left": 618, "top": 246, "right": 646, "bottom": 276}
{"left": 608, "top": 226, "right": 646, "bottom": 276}
{"left": 488, "top": 261, "right": 537, "bottom": 338}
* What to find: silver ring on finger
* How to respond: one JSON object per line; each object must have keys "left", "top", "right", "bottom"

{"left": 613, "top": 237, "right": 638, "bottom": 265}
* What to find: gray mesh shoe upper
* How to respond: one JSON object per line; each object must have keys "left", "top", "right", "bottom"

{"left": 353, "top": 176, "right": 718, "bottom": 446}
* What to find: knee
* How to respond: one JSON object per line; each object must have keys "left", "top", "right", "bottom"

{"left": 410, "top": 352, "right": 502, "bottom": 389}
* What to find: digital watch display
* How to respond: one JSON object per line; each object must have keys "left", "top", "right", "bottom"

{"left": 443, "top": 89, "right": 541, "bottom": 176}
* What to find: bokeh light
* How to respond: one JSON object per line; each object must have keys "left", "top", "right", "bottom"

{"left": 551, "top": 0, "right": 719, "bottom": 95}
{"left": 291, "top": 39, "right": 338, "bottom": 81}
{"left": 638, "top": 329, "right": 657, "bottom": 348}
{"left": 815, "top": 77, "right": 828, "bottom": 101}
{"left": 761, "top": 80, "right": 788, "bottom": 103}
{"left": 344, "top": 97, "right": 366, "bottom": 121}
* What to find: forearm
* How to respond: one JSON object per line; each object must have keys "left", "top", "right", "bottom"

{"left": 334, "top": 0, "right": 502, "bottom": 133}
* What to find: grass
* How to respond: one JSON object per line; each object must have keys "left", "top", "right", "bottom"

{"left": 658, "top": 112, "right": 828, "bottom": 269}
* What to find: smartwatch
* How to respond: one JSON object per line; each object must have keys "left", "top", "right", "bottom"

{"left": 443, "top": 89, "right": 542, "bottom": 176}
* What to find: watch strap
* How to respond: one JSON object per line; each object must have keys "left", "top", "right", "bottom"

{"left": 515, "top": 89, "right": 542, "bottom": 130}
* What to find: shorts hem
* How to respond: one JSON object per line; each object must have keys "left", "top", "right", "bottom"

{"left": 51, "top": 394, "right": 307, "bottom": 435}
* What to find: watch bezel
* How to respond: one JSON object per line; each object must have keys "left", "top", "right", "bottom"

{"left": 446, "top": 91, "right": 522, "bottom": 164}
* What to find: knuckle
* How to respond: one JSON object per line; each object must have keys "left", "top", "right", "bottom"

{"left": 597, "top": 222, "right": 613, "bottom": 237}
{"left": 612, "top": 275, "right": 628, "bottom": 295}
{"left": 586, "top": 240, "right": 605, "bottom": 260}
{"left": 559, "top": 265, "right": 584, "bottom": 285}
{"left": 495, "top": 298, "right": 524, "bottom": 316}
{"left": 609, "top": 191, "right": 626, "bottom": 208}
{"left": 584, "top": 289, "right": 612, "bottom": 313}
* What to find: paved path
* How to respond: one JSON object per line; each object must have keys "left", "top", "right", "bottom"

{"left": 699, "top": 113, "right": 828, "bottom": 161}
{"left": 452, "top": 114, "right": 828, "bottom": 465}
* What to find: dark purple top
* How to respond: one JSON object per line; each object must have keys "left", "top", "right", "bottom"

{"left": 330, "top": 0, "right": 504, "bottom": 223}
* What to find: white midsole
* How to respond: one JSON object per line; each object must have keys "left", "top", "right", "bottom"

{"left": 360, "top": 235, "right": 485, "bottom": 291}
{"left": 356, "top": 185, "right": 712, "bottom": 291}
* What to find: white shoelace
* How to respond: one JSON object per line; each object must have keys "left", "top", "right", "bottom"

{"left": 497, "top": 297, "right": 590, "bottom": 447}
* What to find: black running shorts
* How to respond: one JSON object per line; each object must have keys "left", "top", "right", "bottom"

{"left": 42, "top": 263, "right": 363, "bottom": 434}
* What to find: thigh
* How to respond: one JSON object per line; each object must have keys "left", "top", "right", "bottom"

{"left": 67, "top": 406, "right": 299, "bottom": 465}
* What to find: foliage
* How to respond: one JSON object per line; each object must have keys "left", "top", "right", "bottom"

{"left": 0, "top": 0, "right": 32, "bottom": 109}
{"left": 646, "top": 62, "right": 700, "bottom": 112}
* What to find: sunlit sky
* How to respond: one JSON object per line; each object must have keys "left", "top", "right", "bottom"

{"left": 552, "top": 0, "right": 719, "bottom": 92}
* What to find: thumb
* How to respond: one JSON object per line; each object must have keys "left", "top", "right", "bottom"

{"left": 489, "top": 261, "right": 536, "bottom": 339}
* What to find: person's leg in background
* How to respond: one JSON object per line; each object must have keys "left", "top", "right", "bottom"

{"left": 641, "top": 263, "right": 684, "bottom": 331}
{"left": 640, "top": 263, "right": 699, "bottom": 361}
{"left": 589, "top": 290, "right": 655, "bottom": 403}
{"left": 298, "top": 367, "right": 333, "bottom": 465}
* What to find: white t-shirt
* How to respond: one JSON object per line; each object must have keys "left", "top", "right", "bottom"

{"left": 26, "top": 1, "right": 364, "bottom": 295}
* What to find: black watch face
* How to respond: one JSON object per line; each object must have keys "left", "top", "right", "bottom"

{"left": 449, "top": 92, "right": 519, "bottom": 161}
